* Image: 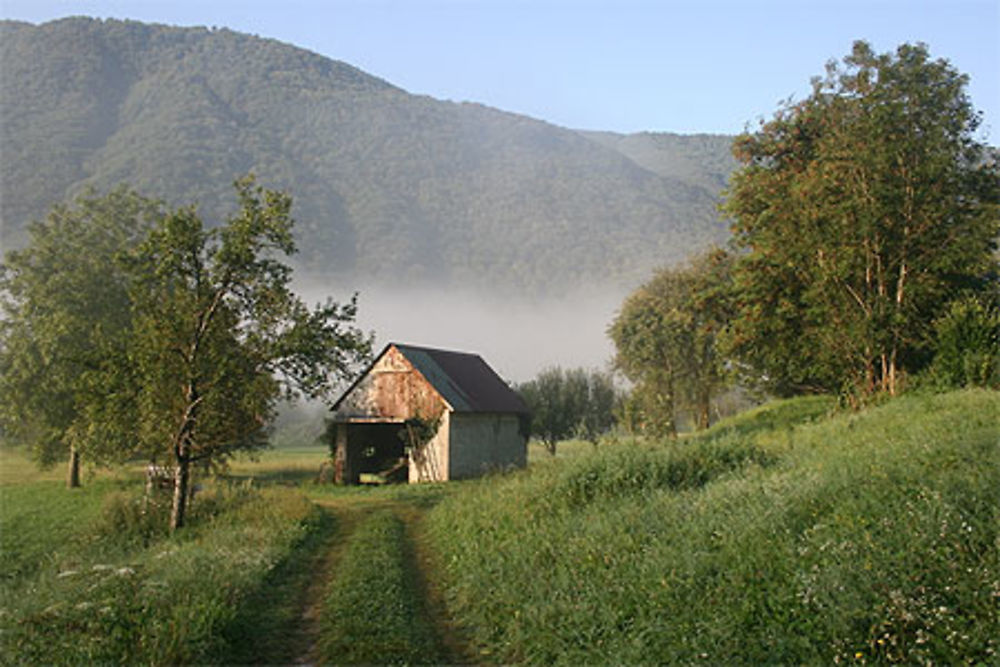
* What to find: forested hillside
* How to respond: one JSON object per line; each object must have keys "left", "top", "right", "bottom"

{"left": 0, "top": 17, "right": 736, "bottom": 294}
{"left": 579, "top": 130, "right": 738, "bottom": 193}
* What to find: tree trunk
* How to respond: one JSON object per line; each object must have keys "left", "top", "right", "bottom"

{"left": 880, "top": 353, "right": 890, "bottom": 393}
{"left": 888, "top": 347, "right": 899, "bottom": 397}
{"left": 697, "top": 388, "right": 711, "bottom": 430}
{"left": 888, "top": 259, "right": 907, "bottom": 397}
{"left": 171, "top": 377, "right": 199, "bottom": 531}
{"left": 170, "top": 456, "right": 190, "bottom": 532}
{"left": 66, "top": 445, "right": 81, "bottom": 488}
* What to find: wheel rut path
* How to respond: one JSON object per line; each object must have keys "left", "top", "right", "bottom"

{"left": 291, "top": 496, "right": 473, "bottom": 666}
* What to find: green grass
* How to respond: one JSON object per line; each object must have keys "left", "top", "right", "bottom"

{"left": 425, "top": 389, "right": 1000, "bottom": 664}
{"left": 3, "top": 391, "right": 995, "bottom": 664}
{"left": 0, "top": 480, "right": 126, "bottom": 584}
{"left": 316, "top": 510, "right": 445, "bottom": 664}
{"left": 0, "top": 478, "right": 326, "bottom": 665}
{"left": 226, "top": 444, "right": 331, "bottom": 485}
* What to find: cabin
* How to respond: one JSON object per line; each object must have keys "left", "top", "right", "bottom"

{"left": 329, "top": 343, "right": 530, "bottom": 484}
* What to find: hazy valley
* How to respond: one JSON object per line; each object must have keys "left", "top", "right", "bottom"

{"left": 1, "top": 17, "right": 739, "bottom": 373}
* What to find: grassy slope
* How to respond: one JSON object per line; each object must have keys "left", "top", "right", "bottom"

{"left": 425, "top": 390, "right": 1000, "bottom": 664}
{"left": 0, "top": 458, "right": 328, "bottom": 664}
{"left": 3, "top": 392, "right": 995, "bottom": 663}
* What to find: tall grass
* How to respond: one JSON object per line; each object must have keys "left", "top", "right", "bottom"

{"left": 0, "top": 480, "right": 122, "bottom": 583}
{"left": 425, "top": 390, "right": 1000, "bottom": 664}
{"left": 1, "top": 482, "right": 325, "bottom": 664}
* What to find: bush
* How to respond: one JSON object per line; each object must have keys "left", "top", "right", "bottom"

{"left": 92, "top": 490, "right": 170, "bottom": 546}
{"left": 928, "top": 295, "right": 1000, "bottom": 389}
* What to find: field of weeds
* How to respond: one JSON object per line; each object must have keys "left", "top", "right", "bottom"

{"left": 425, "top": 390, "right": 1000, "bottom": 664}
{"left": 2, "top": 390, "right": 997, "bottom": 664}
{"left": 0, "top": 458, "right": 327, "bottom": 664}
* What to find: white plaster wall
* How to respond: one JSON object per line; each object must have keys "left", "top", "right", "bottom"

{"left": 448, "top": 413, "right": 527, "bottom": 479}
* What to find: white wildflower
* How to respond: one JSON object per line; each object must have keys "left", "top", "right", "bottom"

{"left": 57, "top": 570, "right": 79, "bottom": 578}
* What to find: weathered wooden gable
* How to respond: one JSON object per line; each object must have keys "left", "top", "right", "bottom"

{"left": 332, "top": 345, "right": 448, "bottom": 422}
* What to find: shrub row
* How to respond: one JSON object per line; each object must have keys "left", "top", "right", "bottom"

{"left": 551, "top": 437, "right": 777, "bottom": 510}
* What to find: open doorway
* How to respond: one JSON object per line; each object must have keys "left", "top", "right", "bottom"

{"left": 333, "top": 420, "right": 408, "bottom": 484}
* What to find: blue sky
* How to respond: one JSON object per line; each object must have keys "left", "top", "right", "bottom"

{"left": 2, "top": 0, "right": 998, "bottom": 138}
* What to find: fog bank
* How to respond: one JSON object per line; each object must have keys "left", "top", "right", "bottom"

{"left": 296, "top": 280, "right": 627, "bottom": 384}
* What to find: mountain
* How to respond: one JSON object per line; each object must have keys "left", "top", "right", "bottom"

{"left": 579, "top": 131, "right": 738, "bottom": 194}
{"left": 0, "top": 17, "right": 737, "bottom": 295}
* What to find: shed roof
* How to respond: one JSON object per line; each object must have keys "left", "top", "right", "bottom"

{"left": 333, "top": 343, "right": 529, "bottom": 415}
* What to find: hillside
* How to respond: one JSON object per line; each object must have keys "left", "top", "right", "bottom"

{"left": 0, "top": 17, "right": 736, "bottom": 294}
{"left": 425, "top": 390, "right": 1000, "bottom": 663}
{"left": 579, "top": 130, "right": 739, "bottom": 193}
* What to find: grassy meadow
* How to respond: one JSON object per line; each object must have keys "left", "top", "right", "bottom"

{"left": 1, "top": 389, "right": 997, "bottom": 664}
{"left": 0, "top": 448, "right": 330, "bottom": 664}
{"left": 424, "top": 389, "right": 1000, "bottom": 664}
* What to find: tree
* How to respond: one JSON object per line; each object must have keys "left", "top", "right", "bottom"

{"left": 608, "top": 249, "right": 732, "bottom": 436}
{"left": 0, "top": 188, "right": 163, "bottom": 487}
{"left": 723, "top": 41, "right": 1000, "bottom": 399}
{"left": 122, "top": 177, "right": 371, "bottom": 530}
{"left": 517, "top": 367, "right": 618, "bottom": 455}
{"left": 575, "top": 369, "right": 618, "bottom": 445}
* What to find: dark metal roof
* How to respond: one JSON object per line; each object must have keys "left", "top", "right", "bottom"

{"left": 393, "top": 343, "right": 528, "bottom": 414}
{"left": 333, "top": 342, "right": 528, "bottom": 415}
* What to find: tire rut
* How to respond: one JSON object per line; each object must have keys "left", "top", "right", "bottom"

{"left": 293, "top": 497, "right": 473, "bottom": 666}
{"left": 291, "top": 502, "right": 366, "bottom": 665}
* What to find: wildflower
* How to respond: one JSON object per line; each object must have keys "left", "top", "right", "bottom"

{"left": 116, "top": 567, "right": 135, "bottom": 576}
{"left": 57, "top": 570, "right": 79, "bottom": 578}
{"left": 92, "top": 564, "right": 112, "bottom": 572}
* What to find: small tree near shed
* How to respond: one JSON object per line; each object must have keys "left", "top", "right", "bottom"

{"left": 123, "top": 177, "right": 370, "bottom": 531}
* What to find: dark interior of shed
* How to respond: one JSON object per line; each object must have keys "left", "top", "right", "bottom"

{"left": 345, "top": 422, "right": 407, "bottom": 484}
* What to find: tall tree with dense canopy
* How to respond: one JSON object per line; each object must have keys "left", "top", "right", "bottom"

{"left": 123, "top": 177, "right": 371, "bottom": 530}
{"left": 609, "top": 249, "right": 732, "bottom": 436}
{"left": 0, "top": 188, "right": 163, "bottom": 487}
{"left": 723, "top": 41, "right": 999, "bottom": 399}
